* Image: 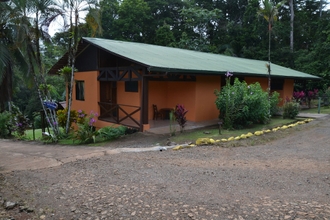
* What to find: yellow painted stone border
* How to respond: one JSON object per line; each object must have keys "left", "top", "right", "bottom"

{"left": 190, "top": 118, "right": 314, "bottom": 147}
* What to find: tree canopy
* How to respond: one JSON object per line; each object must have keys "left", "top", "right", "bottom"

{"left": 1, "top": 0, "right": 330, "bottom": 116}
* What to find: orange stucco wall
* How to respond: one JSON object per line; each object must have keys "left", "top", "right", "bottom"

{"left": 282, "top": 79, "right": 294, "bottom": 103}
{"left": 149, "top": 81, "right": 196, "bottom": 121}
{"left": 71, "top": 71, "right": 114, "bottom": 129}
{"left": 245, "top": 77, "right": 269, "bottom": 90}
{"left": 149, "top": 76, "right": 221, "bottom": 122}
{"left": 194, "top": 75, "right": 221, "bottom": 121}
{"left": 71, "top": 71, "right": 99, "bottom": 116}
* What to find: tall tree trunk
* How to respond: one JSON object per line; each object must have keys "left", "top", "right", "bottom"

{"left": 268, "top": 22, "right": 271, "bottom": 96}
{"left": 65, "top": 2, "right": 80, "bottom": 134}
{"left": 289, "top": 0, "right": 294, "bottom": 53}
{"left": 65, "top": 1, "right": 74, "bottom": 134}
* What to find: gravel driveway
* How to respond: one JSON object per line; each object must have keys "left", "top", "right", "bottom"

{"left": 1, "top": 116, "right": 330, "bottom": 220}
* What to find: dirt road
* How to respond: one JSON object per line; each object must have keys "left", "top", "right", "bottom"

{"left": 0, "top": 116, "right": 330, "bottom": 219}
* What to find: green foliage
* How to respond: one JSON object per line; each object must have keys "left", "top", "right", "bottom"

{"left": 215, "top": 76, "right": 270, "bottom": 129}
{"left": 270, "top": 91, "right": 281, "bottom": 116}
{"left": 282, "top": 99, "right": 300, "bottom": 119}
{"left": 0, "top": 111, "right": 13, "bottom": 138}
{"left": 319, "top": 87, "right": 330, "bottom": 106}
{"left": 169, "top": 110, "right": 176, "bottom": 136}
{"left": 11, "top": 104, "right": 30, "bottom": 137}
{"left": 115, "top": 0, "right": 151, "bottom": 42}
{"left": 58, "top": 66, "right": 77, "bottom": 82}
{"left": 74, "top": 111, "right": 98, "bottom": 144}
{"left": 33, "top": 114, "right": 42, "bottom": 129}
{"left": 155, "top": 24, "right": 176, "bottom": 46}
{"left": 98, "top": 125, "right": 127, "bottom": 141}
{"left": 57, "top": 109, "right": 86, "bottom": 129}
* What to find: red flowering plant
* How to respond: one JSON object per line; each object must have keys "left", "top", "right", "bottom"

{"left": 307, "top": 89, "right": 318, "bottom": 108}
{"left": 293, "top": 89, "right": 318, "bottom": 108}
{"left": 174, "top": 104, "right": 188, "bottom": 133}
{"left": 293, "top": 91, "right": 305, "bottom": 103}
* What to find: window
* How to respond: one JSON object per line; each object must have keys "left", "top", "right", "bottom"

{"left": 76, "top": 81, "right": 85, "bottom": 100}
{"left": 271, "top": 79, "right": 284, "bottom": 90}
{"left": 125, "top": 81, "right": 138, "bottom": 92}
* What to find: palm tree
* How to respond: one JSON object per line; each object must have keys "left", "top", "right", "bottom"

{"left": 258, "top": 0, "right": 283, "bottom": 95}
{"left": 7, "top": 0, "right": 66, "bottom": 138}
{"left": 60, "top": 0, "right": 101, "bottom": 134}
{"left": 0, "top": 1, "right": 28, "bottom": 112}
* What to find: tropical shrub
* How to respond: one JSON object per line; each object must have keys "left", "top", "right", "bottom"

{"left": 0, "top": 111, "right": 13, "bottom": 138}
{"left": 215, "top": 73, "right": 271, "bottom": 129}
{"left": 11, "top": 104, "right": 30, "bottom": 137}
{"left": 307, "top": 89, "right": 318, "bottom": 108}
{"left": 174, "top": 104, "right": 188, "bottom": 133}
{"left": 74, "top": 111, "right": 98, "bottom": 144}
{"left": 293, "top": 89, "right": 319, "bottom": 108}
{"left": 319, "top": 87, "right": 330, "bottom": 106}
{"left": 293, "top": 90, "right": 305, "bottom": 103}
{"left": 270, "top": 91, "right": 281, "bottom": 116}
{"left": 57, "top": 108, "right": 86, "bottom": 129}
{"left": 98, "top": 126, "right": 127, "bottom": 141}
{"left": 282, "top": 99, "right": 300, "bottom": 119}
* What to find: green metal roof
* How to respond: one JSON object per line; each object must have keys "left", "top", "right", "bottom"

{"left": 82, "top": 37, "right": 319, "bottom": 80}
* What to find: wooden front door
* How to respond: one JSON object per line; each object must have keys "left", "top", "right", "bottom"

{"left": 100, "top": 81, "right": 117, "bottom": 117}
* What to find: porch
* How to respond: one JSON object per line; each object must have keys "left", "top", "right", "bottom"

{"left": 147, "top": 118, "right": 219, "bottom": 134}
{"left": 98, "top": 102, "right": 219, "bottom": 134}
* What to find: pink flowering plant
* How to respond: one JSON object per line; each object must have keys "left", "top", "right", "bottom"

{"left": 293, "top": 89, "right": 318, "bottom": 108}
{"left": 11, "top": 104, "right": 30, "bottom": 138}
{"left": 74, "top": 110, "right": 99, "bottom": 144}
{"left": 293, "top": 91, "right": 305, "bottom": 102}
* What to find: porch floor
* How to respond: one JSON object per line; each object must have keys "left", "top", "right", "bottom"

{"left": 147, "top": 118, "right": 219, "bottom": 134}
{"left": 99, "top": 117, "right": 220, "bottom": 135}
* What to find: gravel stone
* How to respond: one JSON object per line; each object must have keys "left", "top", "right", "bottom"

{"left": 0, "top": 116, "right": 330, "bottom": 219}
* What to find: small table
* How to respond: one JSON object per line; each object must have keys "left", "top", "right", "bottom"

{"left": 160, "top": 108, "right": 173, "bottom": 120}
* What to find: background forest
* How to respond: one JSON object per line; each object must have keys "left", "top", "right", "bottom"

{"left": 1, "top": 0, "right": 330, "bottom": 122}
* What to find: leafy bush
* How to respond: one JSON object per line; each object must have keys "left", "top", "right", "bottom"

{"left": 282, "top": 99, "right": 300, "bottom": 119}
{"left": 33, "top": 114, "right": 42, "bottom": 129}
{"left": 174, "top": 104, "right": 188, "bottom": 133}
{"left": 215, "top": 75, "right": 271, "bottom": 129}
{"left": 98, "top": 126, "right": 127, "bottom": 141}
{"left": 74, "top": 111, "right": 98, "bottom": 144}
{"left": 57, "top": 108, "right": 86, "bottom": 129}
{"left": 270, "top": 91, "right": 281, "bottom": 116}
{"left": 319, "top": 87, "right": 330, "bottom": 106}
{"left": 0, "top": 111, "right": 13, "bottom": 138}
{"left": 11, "top": 105, "right": 30, "bottom": 137}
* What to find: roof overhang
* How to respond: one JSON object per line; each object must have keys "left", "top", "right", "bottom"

{"left": 48, "top": 37, "right": 321, "bottom": 81}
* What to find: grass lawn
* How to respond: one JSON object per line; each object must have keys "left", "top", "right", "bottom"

{"left": 23, "top": 116, "right": 311, "bottom": 146}
{"left": 25, "top": 129, "right": 43, "bottom": 140}
{"left": 169, "top": 116, "right": 304, "bottom": 144}
{"left": 300, "top": 106, "right": 330, "bottom": 114}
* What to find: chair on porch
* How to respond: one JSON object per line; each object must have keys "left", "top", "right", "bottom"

{"left": 153, "top": 104, "right": 164, "bottom": 120}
